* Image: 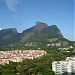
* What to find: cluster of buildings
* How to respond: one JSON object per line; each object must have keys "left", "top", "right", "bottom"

{"left": 0, "top": 50, "right": 47, "bottom": 64}
{"left": 47, "top": 43, "right": 61, "bottom": 47}
{"left": 58, "top": 46, "right": 74, "bottom": 53}
{"left": 52, "top": 57, "right": 75, "bottom": 75}
{"left": 47, "top": 38, "right": 61, "bottom": 47}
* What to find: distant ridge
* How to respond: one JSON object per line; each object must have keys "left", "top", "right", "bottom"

{"left": 0, "top": 22, "right": 74, "bottom": 47}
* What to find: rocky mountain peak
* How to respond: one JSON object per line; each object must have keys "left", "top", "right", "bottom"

{"left": 10, "top": 28, "right": 17, "bottom": 34}
{"left": 32, "top": 22, "right": 48, "bottom": 31}
{"left": 0, "top": 28, "right": 18, "bottom": 40}
{"left": 0, "top": 28, "right": 17, "bottom": 34}
{"left": 50, "top": 25, "right": 57, "bottom": 28}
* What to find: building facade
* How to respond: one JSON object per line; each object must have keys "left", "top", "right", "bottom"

{"left": 52, "top": 57, "right": 75, "bottom": 75}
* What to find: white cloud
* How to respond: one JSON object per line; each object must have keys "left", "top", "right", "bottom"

{"left": 4, "top": 0, "right": 20, "bottom": 11}
{"left": 4, "top": 0, "right": 21, "bottom": 21}
{"left": 0, "top": 0, "right": 22, "bottom": 21}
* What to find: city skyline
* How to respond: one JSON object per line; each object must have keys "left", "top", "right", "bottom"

{"left": 0, "top": 0, "right": 74, "bottom": 41}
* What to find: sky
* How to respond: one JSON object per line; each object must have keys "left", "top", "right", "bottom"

{"left": 0, "top": 0, "right": 74, "bottom": 41}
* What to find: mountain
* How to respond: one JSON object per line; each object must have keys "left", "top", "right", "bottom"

{"left": 22, "top": 22, "right": 63, "bottom": 37}
{"left": 0, "top": 28, "right": 21, "bottom": 46}
{"left": 0, "top": 22, "right": 74, "bottom": 48}
{"left": 20, "top": 22, "right": 74, "bottom": 47}
{"left": 21, "top": 22, "right": 63, "bottom": 43}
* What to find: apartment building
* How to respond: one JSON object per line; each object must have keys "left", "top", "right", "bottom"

{"left": 52, "top": 57, "right": 75, "bottom": 75}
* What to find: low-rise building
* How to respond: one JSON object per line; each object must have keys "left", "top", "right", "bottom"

{"left": 0, "top": 50, "right": 47, "bottom": 64}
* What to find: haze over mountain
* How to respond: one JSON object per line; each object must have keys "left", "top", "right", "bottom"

{"left": 0, "top": 22, "right": 74, "bottom": 47}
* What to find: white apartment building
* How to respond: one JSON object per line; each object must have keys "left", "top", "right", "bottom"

{"left": 52, "top": 57, "right": 75, "bottom": 75}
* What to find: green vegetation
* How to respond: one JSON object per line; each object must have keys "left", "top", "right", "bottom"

{"left": 0, "top": 48, "right": 73, "bottom": 75}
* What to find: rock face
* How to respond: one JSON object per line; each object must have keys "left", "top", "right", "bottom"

{"left": 33, "top": 22, "right": 48, "bottom": 31}
{"left": 0, "top": 28, "right": 17, "bottom": 40}
{"left": 22, "top": 22, "right": 48, "bottom": 34}
{"left": 0, "top": 28, "right": 21, "bottom": 46}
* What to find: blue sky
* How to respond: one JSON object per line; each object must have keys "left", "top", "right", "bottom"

{"left": 0, "top": 0, "right": 74, "bottom": 41}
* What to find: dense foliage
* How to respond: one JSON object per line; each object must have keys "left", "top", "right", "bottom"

{"left": 0, "top": 49, "right": 72, "bottom": 75}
